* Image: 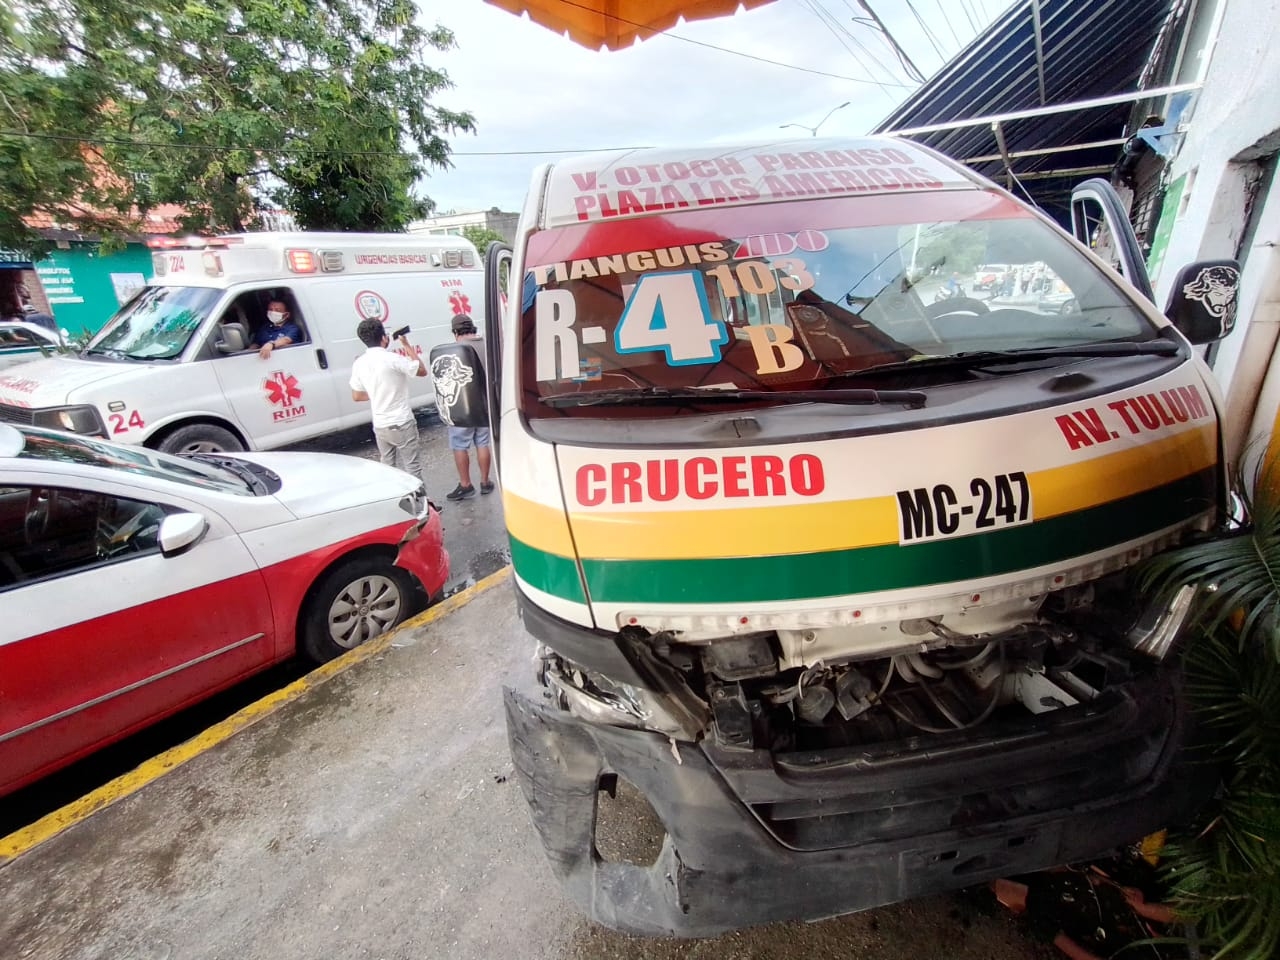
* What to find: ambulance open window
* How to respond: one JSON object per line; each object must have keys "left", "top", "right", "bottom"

{"left": 214, "top": 289, "right": 310, "bottom": 355}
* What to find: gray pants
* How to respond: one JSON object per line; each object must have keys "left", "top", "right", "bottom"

{"left": 373, "top": 420, "right": 423, "bottom": 481}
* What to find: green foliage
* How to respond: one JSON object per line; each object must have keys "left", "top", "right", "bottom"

{"left": 910, "top": 222, "right": 988, "bottom": 276}
{"left": 460, "top": 225, "right": 506, "bottom": 253}
{"left": 1143, "top": 460, "right": 1280, "bottom": 662}
{"left": 273, "top": 134, "right": 431, "bottom": 232}
{"left": 0, "top": 0, "right": 474, "bottom": 251}
{"left": 1140, "top": 457, "right": 1280, "bottom": 959}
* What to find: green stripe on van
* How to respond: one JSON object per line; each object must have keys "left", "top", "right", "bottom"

{"left": 509, "top": 535, "right": 588, "bottom": 604}
{"left": 575, "top": 469, "right": 1216, "bottom": 605}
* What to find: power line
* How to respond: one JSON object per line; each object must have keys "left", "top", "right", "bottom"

{"left": 905, "top": 0, "right": 949, "bottom": 61}
{"left": 0, "top": 129, "right": 657, "bottom": 157}
{"left": 933, "top": 0, "right": 964, "bottom": 48}
{"left": 546, "top": 0, "right": 910, "bottom": 86}
{"left": 802, "top": 0, "right": 900, "bottom": 92}
{"left": 957, "top": 0, "right": 980, "bottom": 33}
{"left": 854, "top": 1, "right": 927, "bottom": 84}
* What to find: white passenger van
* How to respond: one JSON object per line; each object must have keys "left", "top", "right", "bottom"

{"left": 0, "top": 233, "right": 482, "bottom": 453}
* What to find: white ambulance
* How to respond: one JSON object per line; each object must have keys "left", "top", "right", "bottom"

{"left": 0, "top": 233, "right": 483, "bottom": 453}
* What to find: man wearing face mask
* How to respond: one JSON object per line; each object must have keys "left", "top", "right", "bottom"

{"left": 255, "top": 299, "right": 303, "bottom": 360}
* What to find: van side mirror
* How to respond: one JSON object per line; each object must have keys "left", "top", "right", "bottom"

{"left": 428, "top": 342, "right": 488, "bottom": 428}
{"left": 159, "top": 512, "right": 208, "bottom": 557}
{"left": 1164, "top": 259, "right": 1240, "bottom": 344}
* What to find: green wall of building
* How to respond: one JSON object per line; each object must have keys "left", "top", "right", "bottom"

{"left": 35, "top": 242, "right": 153, "bottom": 336}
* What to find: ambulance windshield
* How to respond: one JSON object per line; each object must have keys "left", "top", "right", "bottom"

{"left": 519, "top": 191, "right": 1160, "bottom": 418}
{"left": 87, "top": 286, "right": 222, "bottom": 361}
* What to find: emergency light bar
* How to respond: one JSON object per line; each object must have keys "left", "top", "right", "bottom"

{"left": 286, "top": 249, "right": 317, "bottom": 273}
{"left": 146, "top": 236, "right": 235, "bottom": 250}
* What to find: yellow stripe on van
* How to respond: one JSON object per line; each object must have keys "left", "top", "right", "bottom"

{"left": 502, "top": 491, "right": 577, "bottom": 557}
{"left": 540, "top": 425, "right": 1217, "bottom": 561}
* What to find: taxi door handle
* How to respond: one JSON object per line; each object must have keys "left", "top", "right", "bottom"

{"left": 315, "top": 348, "right": 329, "bottom": 370}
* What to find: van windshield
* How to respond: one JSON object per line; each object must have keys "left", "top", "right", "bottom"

{"left": 519, "top": 191, "right": 1160, "bottom": 417}
{"left": 86, "top": 286, "right": 222, "bottom": 361}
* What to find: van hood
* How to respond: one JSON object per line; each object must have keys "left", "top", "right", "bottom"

{"left": 234, "top": 451, "right": 419, "bottom": 519}
{"left": 541, "top": 363, "right": 1220, "bottom": 648}
{"left": 0, "top": 357, "right": 139, "bottom": 408}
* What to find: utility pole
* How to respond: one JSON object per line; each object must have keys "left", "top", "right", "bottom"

{"left": 855, "top": 1, "right": 926, "bottom": 84}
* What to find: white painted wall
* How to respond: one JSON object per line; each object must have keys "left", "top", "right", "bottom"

{"left": 1150, "top": 0, "right": 1280, "bottom": 418}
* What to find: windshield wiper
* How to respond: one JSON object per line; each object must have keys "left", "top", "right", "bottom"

{"left": 541, "top": 386, "right": 927, "bottom": 409}
{"left": 847, "top": 340, "right": 1181, "bottom": 379}
{"left": 186, "top": 453, "right": 264, "bottom": 493}
{"left": 84, "top": 346, "right": 125, "bottom": 359}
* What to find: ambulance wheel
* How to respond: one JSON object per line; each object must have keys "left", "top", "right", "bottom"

{"left": 300, "top": 556, "right": 418, "bottom": 664}
{"left": 157, "top": 423, "right": 244, "bottom": 455}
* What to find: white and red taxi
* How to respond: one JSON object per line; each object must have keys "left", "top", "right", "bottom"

{"left": 0, "top": 424, "right": 448, "bottom": 797}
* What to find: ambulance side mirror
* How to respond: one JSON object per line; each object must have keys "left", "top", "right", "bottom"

{"left": 428, "top": 342, "right": 488, "bottom": 428}
{"left": 216, "top": 323, "right": 248, "bottom": 354}
{"left": 1164, "top": 259, "right": 1240, "bottom": 345}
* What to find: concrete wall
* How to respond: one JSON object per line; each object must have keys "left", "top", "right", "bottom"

{"left": 408, "top": 208, "right": 520, "bottom": 245}
{"left": 1150, "top": 0, "right": 1280, "bottom": 415}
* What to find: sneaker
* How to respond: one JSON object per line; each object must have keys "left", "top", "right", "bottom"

{"left": 446, "top": 483, "right": 475, "bottom": 501}
{"left": 480, "top": 480, "right": 495, "bottom": 495}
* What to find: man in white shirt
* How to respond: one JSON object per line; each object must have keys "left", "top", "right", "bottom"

{"left": 349, "top": 319, "right": 426, "bottom": 480}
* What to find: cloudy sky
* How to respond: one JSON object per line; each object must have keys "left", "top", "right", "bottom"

{"left": 418, "top": 0, "right": 1007, "bottom": 214}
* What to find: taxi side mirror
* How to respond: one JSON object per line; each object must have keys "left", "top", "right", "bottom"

{"left": 1164, "top": 259, "right": 1240, "bottom": 344}
{"left": 159, "top": 512, "right": 208, "bottom": 557}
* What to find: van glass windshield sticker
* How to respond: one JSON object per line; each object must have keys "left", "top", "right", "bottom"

{"left": 520, "top": 193, "right": 1159, "bottom": 418}
{"left": 544, "top": 142, "right": 969, "bottom": 227}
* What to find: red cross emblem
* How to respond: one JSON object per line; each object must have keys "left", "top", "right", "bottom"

{"left": 265, "top": 371, "right": 302, "bottom": 407}
{"left": 449, "top": 291, "right": 472, "bottom": 316}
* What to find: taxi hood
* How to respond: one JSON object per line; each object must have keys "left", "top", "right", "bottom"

{"left": 0, "top": 356, "right": 141, "bottom": 408}
{"left": 233, "top": 451, "right": 419, "bottom": 519}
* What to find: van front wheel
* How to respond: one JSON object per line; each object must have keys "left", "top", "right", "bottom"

{"left": 156, "top": 423, "right": 244, "bottom": 455}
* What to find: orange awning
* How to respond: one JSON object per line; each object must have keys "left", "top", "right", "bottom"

{"left": 484, "top": 0, "right": 776, "bottom": 50}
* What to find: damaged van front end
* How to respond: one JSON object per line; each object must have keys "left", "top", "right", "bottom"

{"left": 493, "top": 138, "right": 1231, "bottom": 936}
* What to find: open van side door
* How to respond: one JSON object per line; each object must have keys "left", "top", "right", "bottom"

{"left": 1070, "top": 178, "right": 1155, "bottom": 302}
{"left": 483, "top": 242, "right": 511, "bottom": 465}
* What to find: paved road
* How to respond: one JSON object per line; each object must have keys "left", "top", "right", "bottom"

{"left": 0, "top": 584, "right": 1052, "bottom": 960}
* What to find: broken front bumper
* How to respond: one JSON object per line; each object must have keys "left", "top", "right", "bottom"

{"left": 504, "top": 669, "right": 1211, "bottom": 938}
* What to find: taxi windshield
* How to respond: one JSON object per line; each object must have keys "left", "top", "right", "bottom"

{"left": 86, "top": 286, "right": 222, "bottom": 361}
{"left": 519, "top": 191, "right": 1159, "bottom": 417}
{"left": 16, "top": 427, "right": 254, "bottom": 495}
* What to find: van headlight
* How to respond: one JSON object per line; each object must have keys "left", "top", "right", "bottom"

{"left": 32, "top": 405, "right": 107, "bottom": 436}
{"left": 1127, "top": 584, "right": 1197, "bottom": 660}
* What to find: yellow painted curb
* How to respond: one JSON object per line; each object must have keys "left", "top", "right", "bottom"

{"left": 0, "top": 565, "right": 513, "bottom": 866}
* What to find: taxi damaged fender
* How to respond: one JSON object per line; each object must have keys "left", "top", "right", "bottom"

{"left": 248, "top": 512, "right": 448, "bottom": 658}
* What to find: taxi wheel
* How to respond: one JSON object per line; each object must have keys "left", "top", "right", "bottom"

{"left": 300, "top": 556, "right": 418, "bottom": 663}
{"left": 157, "top": 423, "right": 244, "bottom": 455}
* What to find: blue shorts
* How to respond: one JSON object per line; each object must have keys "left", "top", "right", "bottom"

{"left": 448, "top": 426, "right": 491, "bottom": 451}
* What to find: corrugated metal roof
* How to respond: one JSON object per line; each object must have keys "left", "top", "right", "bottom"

{"left": 874, "top": 0, "right": 1184, "bottom": 219}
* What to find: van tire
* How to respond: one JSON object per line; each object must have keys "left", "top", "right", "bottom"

{"left": 156, "top": 424, "right": 244, "bottom": 455}
{"left": 299, "top": 556, "right": 419, "bottom": 664}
